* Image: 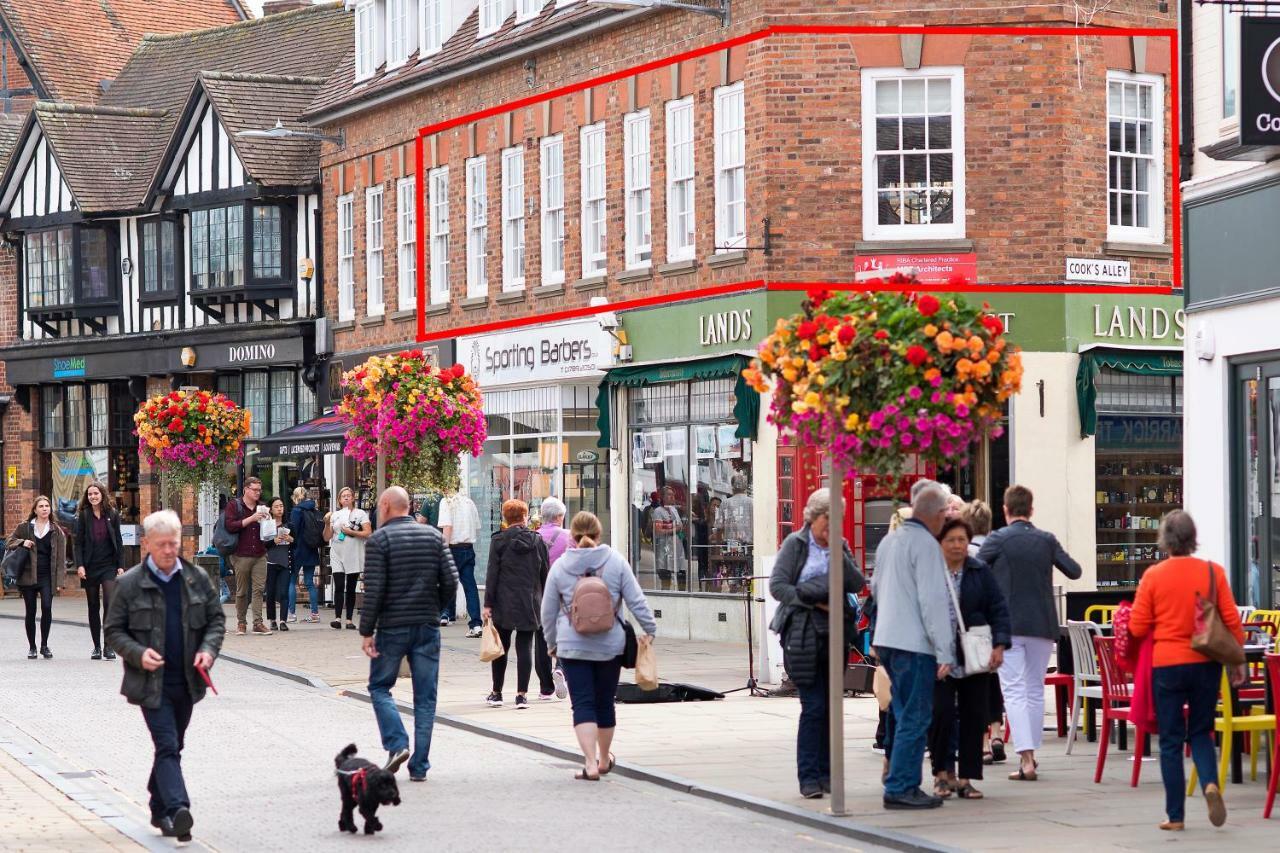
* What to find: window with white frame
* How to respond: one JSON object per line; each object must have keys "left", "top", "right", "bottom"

{"left": 1106, "top": 71, "right": 1163, "bottom": 244}
{"left": 1223, "top": 8, "right": 1239, "bottom": 121}
{"left": 420, "top": 0, "right": 445, "bottom": 56}
{"left": 624, "top": 110, "right": 652, "bottom": 268}
{"left": 540, "top": 136, "right": 565, "bottom": 285}
{"left": 714, "top": 83, "right": 746, "bottom": 251}
{"left": 337, "top": 194, "right": 354, "bottom": 320}
{"left": 397, "top": 177, "right": 417, "bottom": 311}
{"left": 666, "top": 97, "right": 695, "bottom": 261}
{"left": 479, "top": 0, "right": 509, "bottom": 37}
{"left": 516, "top": 0, "right": 543, "bottom": 23}
{"left": 580, "top": 123, "right": 607, "bottom": 277}
{"left": 466, "top": 157, "right": 488, "bottom": 298}
{"left": 861, "top": 67, "right": 965, "bottom": 241}
{"left": 386, "top": 0, "right": 416, "bottom": 70}
{"left": 502, "top": 147, "right": 525, "bottom": 290}
{"left": 366, "top": 185, "right": 385, "bottom": 315}
{"left": 354, "top": 0, "right": 384, "bottom": 82}
{"left": 429, "top": 166, "right": 450, "bottom": 304}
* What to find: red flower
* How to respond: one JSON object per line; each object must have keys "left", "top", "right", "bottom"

{"left": 836, "top": 325, "right": 857, "bottom": 346}
{"left": 168, "top": 418, "right": 184, "bottom": 433}
{"left": 948, "top": 273, "right": 968, "bottom": 288}
{"left": 807, "top": 288, "right": 831, "bottom": 305}
{"left": 917, "top": 294, "right": 941, "bottom": 317}
{"left": 874, "top": 329, "right": 889, "bottom": 341}
{"left": 981, "top": 314, "right": 1004, "bottom": 336}
{"left": 451, "top": 363, "right": 465, "bottom": 375}
{"left": 905, "top": 345, "right": 929, "bottom": 366}
{"left": 808, "top": 345, "right": 828, "bottom": 361}
{"left": 820, "top": 315, "right": 839, "bottom": 331}
{"left": 797, "top": 320, "right": 819, "bottom": 340}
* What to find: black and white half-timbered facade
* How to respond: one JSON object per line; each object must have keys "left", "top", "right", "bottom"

{"left": 0, "top": 4, "right": 351, "bottom": 526}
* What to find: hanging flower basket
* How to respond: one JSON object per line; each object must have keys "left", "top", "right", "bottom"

{"left": 134, "top": 389, "right": 251, "bottom": 490}
{"left": 743, "top": 275, "right": 1024, "bottom": 481}
{"left": 338, "top": 349, "right": 487, "bottom": 494}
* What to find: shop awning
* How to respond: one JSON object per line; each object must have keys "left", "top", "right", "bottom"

{"left": 1076, "top": 349, "right": 1182, "bottom": 437}
{"left": 253, "top": 411, "right": 347, "bottom": 458}
{"left": 594, "top": 354, "right": 759, "bottom": 449}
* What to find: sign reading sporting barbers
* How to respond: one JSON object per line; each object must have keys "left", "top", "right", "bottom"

{"left": 1241, "top": 17, "right": 1280, "bottom": 145}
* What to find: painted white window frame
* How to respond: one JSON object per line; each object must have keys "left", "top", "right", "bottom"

{"left": 1223, "top": 7, "right": 1239, "bottom": 123}
{"left": 396, "top": 176, "right": 417, "bottom": 312}
{"left": 478, "top": 0, "right": 509, "bottom": 38}
{"left": 366, "top": 185, "right": 385, "bottom": 316}
{"left": 539, "top": 135, "right": 565, "bottom": 286}
{"left": 466, "top": 156, "right": 488, "bottom": 298}
{"left": 420, "top": 0, "right": 445, "bottom": 57}
{"left": 714, "top": 82, "right": 746, "bottom": 251}
{"left": 337, "top": 193, "right": 355, "bottom": 321}
{"left": 429, "top": 166, "right": 450, "bottom": 304}
{"left": 860, "top": 66, "right": 966, "bottom": 241}
{"left": 1106, "top": 70, "right": 1164, "bottom": 246}
{"left": 580, "top": 122, "right": 607, "bottom": 277}
{"left": 516, "top": 0, "right": 543, "bottom": 23}
{"left": 501, "top": 146, "right": 526, "bottom": 291}
{"left": 354, "top": 0, "right": 384, "bottom": 82}
{"left": 665, "top": 97, "right": 695, "bottom": 262}
{"left": 386, "top": 0, "right": 417, "bottom": 70}
{"left": 623, "top": 109, "right": 652, "bottom": 269}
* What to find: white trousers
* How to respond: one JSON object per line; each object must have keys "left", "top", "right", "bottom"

{"left": 997, "top": 635, "right": 1055, "bottom": 754}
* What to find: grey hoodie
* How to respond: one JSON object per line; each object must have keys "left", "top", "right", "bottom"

{"left": 540, "top": 544, "right": 658, "bottom": 661}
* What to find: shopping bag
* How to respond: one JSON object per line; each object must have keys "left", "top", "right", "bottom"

{"left": 635, "top": 641, "right": 658, "bottom": 691}
{"left": 479, "top": 619, "right": 504, "bottom": 663}
{"left": 1191, "top": 562, "right": 1245, "bottom": 666}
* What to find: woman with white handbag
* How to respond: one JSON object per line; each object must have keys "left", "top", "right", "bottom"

{"left": 927, "top": 518, "right": 1011, "bottom": 800}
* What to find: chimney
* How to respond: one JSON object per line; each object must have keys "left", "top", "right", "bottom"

{"left": 261, "top": 0, "right": 312, "bottom": 15}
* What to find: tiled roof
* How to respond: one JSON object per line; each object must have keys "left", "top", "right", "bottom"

{"left": 306, "top": 1, "right": 620, "bottom": 121}
{"left": 201, "top": 72, "right": 327, "bottom": 187}
{"left": 33, "top": 102, "right": 167, "bottom": 212}
{"left": 0, "top": 111, "right": 24, "bottom": 172}
{"left": 0, "top": 0, "right": 245, "bottom": 105}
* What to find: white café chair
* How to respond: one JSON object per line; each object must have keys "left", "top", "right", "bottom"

{"left": 1238, "top": 605, "right": 1256, "bottom": 624}
{"left": 1065, "top": 620, "right": 1105, "bottom": 755}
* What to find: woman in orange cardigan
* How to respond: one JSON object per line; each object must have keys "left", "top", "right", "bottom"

{"left": 1129, "top": 510, "right": 1245, "bottom": 832}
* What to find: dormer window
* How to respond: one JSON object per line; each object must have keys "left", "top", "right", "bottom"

{"left": 420, "top": 0, "right": 445, "bottom": 56}
{"left": 386, "top": 0, "right": 417, "bottom": 70}
{"left": 479, "top": 0, "right": 510, "bottom": 38}
{"left": 516, "top": 0, "right": 544, "bottom": 24}
{"left": 355, "top": 0, "right": 385, "bottom": 81}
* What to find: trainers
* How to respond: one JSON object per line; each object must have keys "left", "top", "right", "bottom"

{"left": 466, "top": 626, "right": 483, "bottom": 638}
{"left": 236, "top": 623, "right": 247, "bottom": 636}
{"left": 384, "top": 748, "right": 410, "bottom": 774}
{"left": 251, "top": 622, "right": 272, "bottom": 635}
{"left": 538, "top": 692, "right": 556, "bottom": 701}
{"left": 800, "top": 783, "right": 823, "bottom": 799}
{"left": 103, "top": 649, "right": 116, "bottom": 660}
{"left": 269, "top": 621, "right": 278, "bottom": 631}
{"left": 277, "top": 621, "right": 289, "bottom": 632}
{"left": 486, "top": 692, "right": 503, "bottom": 707}
{"left": 159, "top": 806, "right": 194, "bottom": 840}
{"left": 552, "top": 667, "right": 568, "bottom": 699}
{"left": 871, "top": 743, "right": 886, "bottom": 755}
{"left": 409, "top": 774, "right": 426, "bottom": 782}
{"left": 884, "top": 787, "right": 944, "bottom": 810}
{"left": 287, "top": 614, "right": 298, "bottom": 623}
{"left": 439, "top": 617, "right": 451, "bottom": 626}
{"left": 515, "top": 695, "right": 529, "bottom": 710}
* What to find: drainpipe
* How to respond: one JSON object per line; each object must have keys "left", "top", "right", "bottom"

{"left": 1179, "top": 0, "right": 1195, "bottom": 183}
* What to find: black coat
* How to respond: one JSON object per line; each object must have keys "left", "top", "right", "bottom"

{"left": 949, "top": 556, "right": 1013, "bottom": 668}
{"left": 359, "top": 516, "right": 458, "bottom": 635}
{"left": 74, "top": 509, "right": 125, "bottom": 577}
{"left": 484, "top": 525, "right": 550, "bottom": 631}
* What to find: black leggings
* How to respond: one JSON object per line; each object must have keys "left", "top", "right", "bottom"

{"left": 21, "top": 578, "right": 53, "bottom": 649}
{"left": 85, "top": 574, "right": 118, "bottom": 650}
{"left": 333, "top": 572, "right": 360, "bottom": 622}
{"left": 491, "top": 626, "right": 535, "bottom": 695}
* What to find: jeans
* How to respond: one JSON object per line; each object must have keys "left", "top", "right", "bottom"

{"left": 20, "top": 577, "right": 53, "bottom": 648}
{"left": 1153, "top": 662, "right": 1222, "bottom": 822}
{"left": 795, "top": 639, "right": 831, "bottom": 787}
{"left": 141, "top": 682, "right": 194, "bottom": 820}
{"left": 288, "top": 566, "right": 319, "bottom": 616}
{"left": 997, "top": 635, "right": 1055, "bottom": 753}
{"left": 560, "top": 657, "right": 623, "bottom": 727}
{"left": 368, "top": 623, "right": 441, "bottom": 779}
{"left": 449, "top": 545, "right": 480, "bottom": 628}
{"left": 879, "top": 646, "right": 937, "bottom": 797}
{"left": 333, "top": 572, "right": 360, "bottom": 622}
{"left": 929, "top": 674, "right": 991, "bottom": 780}
{"left": 84, "top": 573, "right": 118, "bottom": 650}
{"left": 230, "top": 554, "right": 267, "bottom": 625}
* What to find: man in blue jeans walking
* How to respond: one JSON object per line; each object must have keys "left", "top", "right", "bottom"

{"left": 360, "top": 486, "right": 458, "bottom": 781}
{"left": 871, "top": 481, "right": 955, "bottom": 809}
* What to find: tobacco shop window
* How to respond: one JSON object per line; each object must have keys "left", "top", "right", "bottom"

{"left": 140, "top": 218, "right": 180, "bottom": 297}
{"left": 1106, "top": 71, "right": 1164, "bottom": 245}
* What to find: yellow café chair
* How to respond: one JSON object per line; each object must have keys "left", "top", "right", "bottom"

{"left": 1251, "top": 610, "right": 1280, "bottom": 633}
{"left": 1083, "top": 605, "right": 1117, "bottom": 625}
{"left": 1188, "top": 668, "right": 1277, "bottom": 795}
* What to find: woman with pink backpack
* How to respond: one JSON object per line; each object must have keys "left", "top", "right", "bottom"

{"left": 541, "top": 511, "right": 657, "bottom": 781}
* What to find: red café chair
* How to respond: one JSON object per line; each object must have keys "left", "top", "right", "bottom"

{"left": 1093, "top": 636, "right": 1146, "bottom": 785}
{"left": 1265, "top": 653, "right": 1280, "bottom": 819}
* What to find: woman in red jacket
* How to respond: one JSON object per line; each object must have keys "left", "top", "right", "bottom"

{"left": 1128, "top": 510, "right": 1244, "bottom": 832}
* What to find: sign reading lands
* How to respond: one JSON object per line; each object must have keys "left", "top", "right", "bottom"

{"left": 855, "top": 253, "right": 978, "bottom": 285}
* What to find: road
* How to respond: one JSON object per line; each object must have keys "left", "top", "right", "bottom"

{"left": 0, "top": 618, "right": 887, "bottom": 852}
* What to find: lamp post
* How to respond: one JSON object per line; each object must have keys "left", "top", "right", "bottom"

{"left": 234, "top": 120, "right": 345, "bottom": 145}
{"left": 826, "top": 458, "right": 847, "bottom": 816}
{"left": 587, "top": 0, "right": 730, "bottom": 26}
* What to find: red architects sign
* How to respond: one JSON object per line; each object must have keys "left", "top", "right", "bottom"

{"left": 855, "top": 253, "right": 979, "bottom": 285}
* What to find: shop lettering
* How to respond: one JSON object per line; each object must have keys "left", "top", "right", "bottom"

{"left": 1092, "top": 305, "right": 1186, "bottom": 342}
{"left": 52, "top": 356, "right": 86, "bottom": 378}
{"left": 1098, "top": 416, "right": 1183, "bottom": 449}
{"left": 541, "top": 338, "right": 595, "bottom": 365}
{"left": 228, "top": 344, "right": 277, "bottom": 364}
{"left": 1065, "top": 258, "right": 1131, "bottom": 283}
{"left": 485, "top": 339, "right": 595, "bottom": 373}
{"left": 1257, "top": 113, "right": 1280, "bottom": 133}
{"left": 698, "top": 309, "right": 753, "bottom": 347}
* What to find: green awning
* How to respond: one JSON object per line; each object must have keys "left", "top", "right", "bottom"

{"left": 595, "top": 354, "right": 759, "bottom": 448}
{"left": 1076, "top": 349, "right": 1182, "bottom": 437}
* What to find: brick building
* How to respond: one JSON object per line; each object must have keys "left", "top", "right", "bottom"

{"left": 301, "top": 1, "right": 1178, "bottom": 641}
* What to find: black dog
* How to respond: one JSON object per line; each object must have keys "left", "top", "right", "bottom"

{"left": 334, "top": 744, "right": 401, "bottom": 835}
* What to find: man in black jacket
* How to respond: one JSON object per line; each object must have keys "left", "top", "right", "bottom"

{"left": 105, "top": 509, "right": 224, "bottom": 843}
{"left": 360, "top": 486, "right": 458, "bottom": 782}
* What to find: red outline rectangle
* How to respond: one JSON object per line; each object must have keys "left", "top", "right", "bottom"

{"left": 411, "top": 24, "right": 1181, "bottom": 344}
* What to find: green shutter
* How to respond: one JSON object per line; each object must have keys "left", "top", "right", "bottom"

{"left": 1076, "top": 349, "right": 1182, "bottom": 437}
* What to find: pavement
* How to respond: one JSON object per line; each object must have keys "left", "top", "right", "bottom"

{"left": 5, "top": 594, "right": 1279, "bottom": 851}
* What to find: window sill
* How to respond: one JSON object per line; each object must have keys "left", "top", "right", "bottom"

{"left": 332, "top": 319, "right": 356, "bottom": 332}
{"left": 359, "top": 314, "right": 385, "bottom": 328}
{"left": 658, "top": 258, "right": 699, "bottom": 277}
{"left": 496, "top": 289, "right": 528, "bottom": 305}
{"left": 573, "top": 275, "right": 608, "bottom": 292}
{"left": 1102, "top": 241, "right": 1172, "bottom": 259}
{"left": 854, "top": 238, "right": 975, "bottom": 253}
{"left": 460, "top": 296, "right": 489, "bottom": 311}
{"left": 707, "top": 250, "right": 749, "bottom": 269}
{"left": 390, "top": 309, "right": 417, "bottom": 322}
{"left": 533, "top": 283, "right": 565, "bottom": 298}
{"left": 615, "top": 267, "right": 653, "bottom": 285}
{"left": 425, "top": 303, "right": 451, "bottom": 316}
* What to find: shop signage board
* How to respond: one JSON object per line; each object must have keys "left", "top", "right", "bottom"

{"left": 460, "top": 319, "right": 611, "bottom": 388}
{"left": 185, "top": 336, "right": 306, "bottom": 371}
{"left": 1066, "top": 293, "right": 1186, "bottom": 348}
{"left": 1065, "top": 257, "right": 1131, "bottom": 284}
{"left": 855, "top": 253, "right": 978, "bottom": 284}
{"left": 1095, "top": 414, "right": 1182, "bottom": 451}
{"left": 1240, "top": 17, "right": 1280, "bottom": 145}
{"left": 624, "top": 291, "right": 790, "bottom": 363}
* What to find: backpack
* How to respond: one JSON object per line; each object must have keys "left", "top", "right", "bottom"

{"left": 211, "top": 500, "right": 242, "bottom": 559}
{"left": 300, "top": 507, "right": 326, "bottom": 550}
{"left": 567, "top": 565, "right": 617, "bottom": 635}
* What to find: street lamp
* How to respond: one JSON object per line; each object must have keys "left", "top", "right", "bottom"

{"left": 587, "top": 0, "right": 730, "bottom": 26}
{"left": 235, "top": 119, "right": 345, "bottom": 146}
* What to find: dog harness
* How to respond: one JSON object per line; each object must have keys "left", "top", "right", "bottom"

{"left": 336, "top": 767, "right": 369, "bottom": 800}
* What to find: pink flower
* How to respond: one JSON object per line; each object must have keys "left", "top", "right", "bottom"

{"left": 907, "top": 386, "right": 923, "bottom": 400}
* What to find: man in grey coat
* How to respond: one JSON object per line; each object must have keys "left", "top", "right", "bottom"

{"left": 871, "top": 481, "right": 955, "bottom": 810}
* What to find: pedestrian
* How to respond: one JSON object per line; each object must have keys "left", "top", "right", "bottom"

{"left": 960, "top": 498, "right": 1006, "bottom": 764}
{"left": 651, "top": 485, "right": 688, "bottom": 590}
{"left": 961, "top": 500, "right": 993, "bottom": 558}
{"left": 977, "top": 484, "right": 1082, "bottom": 781}
{"left": 6, "top": 495, "right": 66, "bottom": 659}
{"left": 541, "top": 511, "right": 657, "bottom": 780}
{"left": 438, "top": 487, "right": 481, "bottom": 632}
{"left": 1128, "top": 510, "right": 1244, "bottom": 831}
{"left": 223, "top": 477, "right": 272, "bottom": 636}
{"left": 74, "top": 481, "right": 125, "bottom": 660}
{"left": 360, "top": 486, "right": 458, "bottom": 782}
{"left": 536, "top": 496, "right": 573, "bottom": 698}
{"left": 927, "top": 518, "right": 1010, "bottom": 801}
{"left": 325, "top": 486, "right": 369, "bottom": 630}
{"left": 104, "top": 509, "right": 224, "bottom": 842}
{"left": 284, "top": 486, "right": 322, "bottom": 624}
{"left": 264, "top": 497, "right": 294, "bottom": 632}
{"left": 482, "top": 499, "right": 554, "bottom": 708}
{"left": 768, "top": 487, "right": 865, "bottom": 799}
{"left": 871, "top": 481, "right": 955, "bottom": 810}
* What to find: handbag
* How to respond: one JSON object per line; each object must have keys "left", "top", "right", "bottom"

{"left": 3, "top": 544, "right": 29, "bottom": 587}
{"left": 479, "top": 619, "right": 504, "bottom": 663}
{"left": 635, "top": 639, "right": 658, "bottom": 690}
{"left": 619, "top": 619, "right": 638, "bottom": 669}
{"left": 1191, "top": 561, "right": 1245, "bottom": 666}
{"left": 943, "top": 566, "right": 993, "bottom": 676}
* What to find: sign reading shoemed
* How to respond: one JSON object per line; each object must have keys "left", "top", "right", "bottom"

{"left": 1065, "top": 257, "right": 1131, "bottom": 284}
{"left": 855, "top": 253, "right": 978, "bottom": 285}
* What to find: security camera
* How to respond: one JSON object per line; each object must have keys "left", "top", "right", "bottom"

{"left": 598, "top": 311, "right": 620, "bottom": 332}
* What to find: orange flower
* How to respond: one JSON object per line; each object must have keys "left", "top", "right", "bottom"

{"left": 923, "top": 324, "right": 938, "bottom": 338}
{"left": 935, "top": 331, "right": 955, "bottom": 351}
{"left": 967, "top": 336, "right": 984, "bottom": 352}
